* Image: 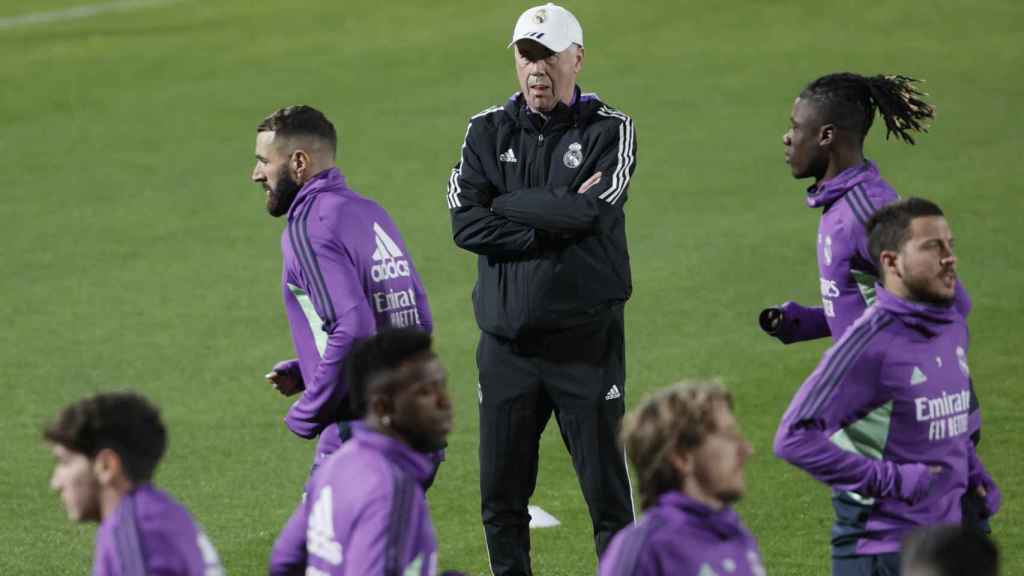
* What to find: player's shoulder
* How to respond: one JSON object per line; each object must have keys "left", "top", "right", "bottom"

{"left": 463, "top": 103, "right": 510, "bottom": 143}
{"left": 133, "top": 487, "right": 200, "bottom": 535}
{"left": 845, "top": 175, "right": 898, "bottom": 223}
{"left": 312, "top": 188, "right": 390, "bottom": 232}
{"left": 583, "top": 94, "right": 633, "bottom": 125}
{"left": 319, "top": 440, "right": 395, "bottom": 489}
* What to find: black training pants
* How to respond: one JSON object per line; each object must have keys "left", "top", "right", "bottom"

{"left": 478, "top": 307, "right": 634, "bottom": 576}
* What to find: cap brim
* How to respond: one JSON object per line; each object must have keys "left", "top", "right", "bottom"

{"left": 508, "top": 35, "right": 572, "bottom": 53}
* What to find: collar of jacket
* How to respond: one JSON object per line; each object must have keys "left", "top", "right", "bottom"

{"left": 874, "top": 284, "right": 960, "bottom": 335}
{"left": 287, "top": 167, "right": 350, "bottom": 219}
{"left": 348, "top": 420, "right": 436, "bottom": 488}
{"left": 655, "top": 491, "right": 745, "bottom": 540}
{"left": 506, "top": 85, "right": 593, "bottom": 133}
{"left": 805, "top": 159, "right": 880, "bottom": 209}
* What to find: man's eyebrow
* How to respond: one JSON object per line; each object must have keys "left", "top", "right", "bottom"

{"left": 255, "top": 154, "right": 268, "bottom": 162}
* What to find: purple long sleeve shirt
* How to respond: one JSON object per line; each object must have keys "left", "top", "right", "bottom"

{"left": 268, "top": 422, "right": 439, "bottom": 576}
{"left": 93, "top": 484, "right": 223, "bottom": 576}
{"left": 784, "top": 161, "right": 971, "bottom": 343}
{"left": 280, "top": 167, "right": 432, "bottom": 461}
{"left": 774, "top": 286, "right": 996, "bottom": 555}
{"left": 598, "top": 492, "right": 765, "bottom": 576}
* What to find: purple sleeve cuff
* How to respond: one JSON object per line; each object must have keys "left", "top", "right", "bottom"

{"left": 761, "top": 301, "right": 832, "bottom": 344}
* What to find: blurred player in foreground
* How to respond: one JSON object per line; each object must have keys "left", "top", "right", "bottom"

{"left": 269, "top": 328, "right": 457, "bottom": 576}
{"left": 251, "top": 105, "right": 432, "bottom": 473}
{"left": 599, "top": 382, "right": 765, "bottom": 576}
{"left": 901, "top": 525, "right": 999, "bottom": 576}
{"left": 774, "top": 198, "right": 999, "bottom": 576}
{"left": 45, "top": 392, "right": 224, "bottom": 576}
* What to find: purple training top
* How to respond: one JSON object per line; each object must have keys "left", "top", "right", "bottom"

{"left": 268, "top": 422, "right": 439, "bottom": 576}
{"left": 279, "top": 167, "right": 432, "bottom": 464}
{"left": 774, "top": 286, "right": 999, "bottom": 555}
{"left": 93, "top": 484, "right": 223, "bottom": 576}
{"left": 781, "top": 161, "right": 972, "bottom": 343}
{"left": 599, "top": 492, "right": 766, "bottom": 576}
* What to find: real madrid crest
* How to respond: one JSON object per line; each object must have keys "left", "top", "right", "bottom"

{"left": 563, "top": 142, "right": 582, "bottom": 169}
{"left": 533, "top": 9, "right": 547, "bottom": 24}
{"left": 956, "top": 346, "right": 970, "bottom": 377}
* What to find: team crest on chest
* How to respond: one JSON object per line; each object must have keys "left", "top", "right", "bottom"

{"left": 563, "top": 142, "right": 583, "bottom": 169}
{"left": 956, "top": 346, "right": 970, "bottom": 377}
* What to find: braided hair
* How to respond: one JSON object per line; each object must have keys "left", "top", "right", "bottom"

{"left": 800, "top": 73, "right": 935, "bottom": 145}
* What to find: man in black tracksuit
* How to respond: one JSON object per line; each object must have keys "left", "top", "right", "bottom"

{"left": 446, "top": 5, "right": 637, "bottom": 575}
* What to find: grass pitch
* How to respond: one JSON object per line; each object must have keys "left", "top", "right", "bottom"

{"left": 1, "top": 0, "right": 1021, "bottom": 574}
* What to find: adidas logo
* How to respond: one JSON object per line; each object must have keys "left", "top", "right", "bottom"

{"left": 499, "top": 148, "right": 518, "bottom": 163}
{"left": 370, "top": 222, "right": 411, "bottom": 281}
{"left": 605, "top": 385, "right": 621, "bottom": 401}
{"left": 307, "top": 486, "right": 343, "bottom": 565}
{"left": 910, "top": 366, "right": 928, "bottom": 386}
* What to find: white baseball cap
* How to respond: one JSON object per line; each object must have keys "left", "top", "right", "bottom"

{"left": 508, "top": 3, "right": 583, "bottom": 53}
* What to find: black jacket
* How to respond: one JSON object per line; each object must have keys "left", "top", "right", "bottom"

{"left": 447, "top": 88, "right": 637, "bottom": 340}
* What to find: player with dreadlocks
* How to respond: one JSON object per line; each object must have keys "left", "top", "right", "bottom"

{"left": 761, "top": 72, "right": 965, "bottom": 344}
{"left": 759, "top": 73, "right": 984, "bottom": 575}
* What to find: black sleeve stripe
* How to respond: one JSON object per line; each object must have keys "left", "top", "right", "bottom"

{"left": 843, "top": 186, "right": 868, "bottom": 226}
{"left": 796, "top": 313, "right": 894, "bottom": 422}
{"left": 288, "top": 199, "right": 337, "bottom": 328}
{"left": 384, "top": 467, "right": 417, "bottom": 576}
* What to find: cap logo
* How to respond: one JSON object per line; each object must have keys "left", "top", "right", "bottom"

{"left": 533, "top": 9, "right": 547, "bottom": 24}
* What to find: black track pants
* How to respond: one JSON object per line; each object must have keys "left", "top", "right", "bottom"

{"left": 478, "top": 308, "right": 634, "bottom": 576}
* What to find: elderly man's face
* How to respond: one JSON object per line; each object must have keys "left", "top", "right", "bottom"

{"left": 514, "top": 39, "right": 583, "bottom": 113}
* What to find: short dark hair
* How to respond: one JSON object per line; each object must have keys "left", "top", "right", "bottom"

{"left": 902, "top": 525, "right": 998, "bottom": 576}
{"left": 800, "top": 73, "right": 935, "bottom": 145}
{"left": 347, "top": 328, "right": 433, "bottom": 418}
{"left": 866, "top": 197, "right": 945, "bottom": 265}
{"left": 257, "top": 105, "right": 338, "bottom": 154}
{"left": 44, "top": 392, "right": 167, "bottom": 484}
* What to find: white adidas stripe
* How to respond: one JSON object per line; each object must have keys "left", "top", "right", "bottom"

{"left": 596, "top": 107, "right": 635, "bottom": 205}
{"left": 447, "top": 106, "right": 502, "bottom": 209}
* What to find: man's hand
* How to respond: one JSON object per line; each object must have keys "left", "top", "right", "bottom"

{"left": 577, "top": 172, "right": 602, "bottom": 194}
{"left": 265, "top": 359, "right": 304, "bottom": 397}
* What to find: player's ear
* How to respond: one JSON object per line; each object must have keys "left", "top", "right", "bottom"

{"left": 93, "top": 448, "right": 123, "bottom": 487}
{"left": 290, "top": 149, "right": 311, "bottom": 182}
{"left": 818, "top": 123, "right": 835, "bottom": 147}
{"left": 573, "top": 46, "right": 584, "bottom": 73}
{"left": 370, "top": 395, "right": 393, "bottom": 420}
{"left": 878, "top": 250, "right": 901, "bottom": 282}
{"left": 669, "top": 451, "right": 692, "bottom": 478}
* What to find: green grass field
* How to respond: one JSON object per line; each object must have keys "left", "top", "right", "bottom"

{"left": 2, "top": 0, "right": 1021, "bottom": 574}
